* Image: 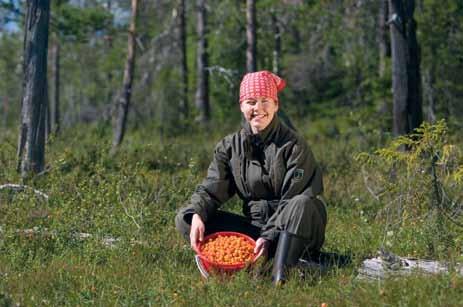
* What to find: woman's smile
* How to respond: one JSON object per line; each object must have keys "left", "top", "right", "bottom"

{"left": 252, "top": 113, "right": 267, "bottom": 120}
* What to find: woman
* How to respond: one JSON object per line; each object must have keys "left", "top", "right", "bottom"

{"left": 175, "top": 70, "right": 327, "bottom": 283}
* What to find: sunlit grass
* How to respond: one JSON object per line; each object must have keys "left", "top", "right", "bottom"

{"left": 0, "top": 119, "right": 462, "bottom": 306}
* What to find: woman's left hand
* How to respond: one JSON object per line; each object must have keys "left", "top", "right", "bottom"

{"left": 254, "top": 237, "right": 269, "bottom": 258}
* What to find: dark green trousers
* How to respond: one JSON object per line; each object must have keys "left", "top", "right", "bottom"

{"left": 175, "top": 195, "right": 327, "bottom": 254}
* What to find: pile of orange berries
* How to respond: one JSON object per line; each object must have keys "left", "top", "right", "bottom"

{"left": 201, "top": 235, "right": 255, "bottom": 265}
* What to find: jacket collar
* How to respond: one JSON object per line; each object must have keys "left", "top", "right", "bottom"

{"left": 243, "top": 115, "right": 280, "bottom": 145}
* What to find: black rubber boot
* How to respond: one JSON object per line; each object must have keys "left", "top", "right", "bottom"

{"left": 271, "top": 231, "right": 308, "bottom": 285}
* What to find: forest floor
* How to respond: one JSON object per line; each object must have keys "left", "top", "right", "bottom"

{"left": 0, "top": 114, "right": 462, "bottom": 306}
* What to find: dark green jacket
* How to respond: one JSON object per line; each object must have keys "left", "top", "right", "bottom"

{"left": 189, "top": 116, "right": 323, "bottom": 242}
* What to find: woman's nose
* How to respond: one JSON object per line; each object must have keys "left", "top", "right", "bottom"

{"left": 253, "top": 100, "right": 264, "bottom": 110}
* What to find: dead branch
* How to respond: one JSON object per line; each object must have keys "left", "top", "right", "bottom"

{"left": 0, "top": 183, "right": 49, "bottom": 201}
{"left": 360, "top": 165, "right": 383, "bottom": 201}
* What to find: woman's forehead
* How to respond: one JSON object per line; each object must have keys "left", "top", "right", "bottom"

{"left": 242, "top": 97, "right": 275, "bottom": 103}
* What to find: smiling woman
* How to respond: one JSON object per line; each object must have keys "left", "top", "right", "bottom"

{"left": 238, "top": 72, "right": 285, "bottom": 135}
{"left": 175, "top": 70, "right": 327, "bottom": 285}
{"left": 238, "top": 71, "right": 286, "bottom": 134}
{"left": 240, "top": 97, "right": 279, "bottom": 134}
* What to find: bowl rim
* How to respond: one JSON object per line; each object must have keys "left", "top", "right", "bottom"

{"left": 195, "top": 231, "right": 259, "bottom": 269}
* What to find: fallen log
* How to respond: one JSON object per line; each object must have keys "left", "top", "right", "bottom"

{"left": 357, "top": 250, "right": 463, "bottom": 280}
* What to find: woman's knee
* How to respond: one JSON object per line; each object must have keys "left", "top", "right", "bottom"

{"left": 175, "top": 208, "right": 192, "bottom": 240}
{"left": 287, "top": 195, "right": 312, "bottom": 212}
{"left": 287, "top": 195, "right": 327, "bottom": 224}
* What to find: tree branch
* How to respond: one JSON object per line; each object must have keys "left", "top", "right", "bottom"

{"left": 361, "top": 166, "right": 382, "bottom": 201}
{"left": 0, "top": 183, "right": 49, "bottom": 201}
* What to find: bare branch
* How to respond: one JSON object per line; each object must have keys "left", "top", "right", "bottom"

{"left": 0, "top": 183, "right": 49, "bottom": 201}
{"left": 118, "top": 192, "right": 141, "bottom": 230}
{"left": 361, "top": 166, "right": 381, "bottom": 201}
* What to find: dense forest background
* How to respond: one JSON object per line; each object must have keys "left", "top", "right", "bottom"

{"left": 1, "top": 0, "right": 462, "bottom": 135}
{"left": 0, "top": 0, "right": 462, "bottom": 305}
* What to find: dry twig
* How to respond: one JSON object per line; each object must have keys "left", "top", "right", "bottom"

{"left": 0, "top": 183, "right": 49, "bottom": 201}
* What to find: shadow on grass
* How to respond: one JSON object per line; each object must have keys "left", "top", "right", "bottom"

{"left": 298, "top": 250, "right": 354, "bottom": 279}
{"left": 316, "top": 251, "right": 353, "bottom": 268}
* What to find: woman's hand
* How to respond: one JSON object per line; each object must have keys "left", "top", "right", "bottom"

{"left": 190, "top": 213, "right": 205, "bottom": 251}
{"left": 254, "top": 237, "right": 269, "bottom": 258}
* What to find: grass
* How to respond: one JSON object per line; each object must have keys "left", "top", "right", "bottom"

{"left": 0, "top": 117, "right": 462, "bottom": 306}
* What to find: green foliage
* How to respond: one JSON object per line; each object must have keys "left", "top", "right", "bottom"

{"left": 1, "top": 118, "right": 463, "bottom": 305}
{"left": 53, "top": 3, "right": 112, "bottom": 42}
{"left": 2, "top": 0, "right": 463, "bottom": 129}
{"left": 0, "top": 32, "right": 22, "bottom": 126}
{"left": 417, "top": 0, "right": 463, "bottom": 117}
{"left": 356, "top": 120, "right": 463, "bottom": 256}
{"left": 1, "top": 0, "right": 463, "bottom": 304}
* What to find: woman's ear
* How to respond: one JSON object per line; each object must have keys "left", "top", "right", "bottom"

{"left": 239, "top": 101, "right": 245, "bottom": 113}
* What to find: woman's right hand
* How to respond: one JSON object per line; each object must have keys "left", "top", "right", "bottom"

{"left": 190, "top": 213, "right": 205, "bottom": 251}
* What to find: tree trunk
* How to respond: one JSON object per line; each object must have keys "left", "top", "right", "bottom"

{"left": 105, "top": 0, "right": 114, "bottom": 113}
{"left": 423, "top": 64, "right": 436, "bottom": 123}
{"left": 378, "top": 0, "right": 389, "bottom": 78}
{"left": 377, "top": 0, "right": 391, "bottom": 115}
{"left": 52, "top": 39, "right": 60, "bottom": 134}
{"left": 17, "top": 0, "right": 50, "bottom": 177}
{"left": 271, "top": 10, "right": 281, "bottom": 76}
{"left": 246, "top": 0, "right": 256, "bottom": 72}
{"left": 112, "top": 0, "right": 138, "bottom": 151}
{"left": 179, "top": 0, "right": 188, "bottom": 119}
{"left": 2, "top": 97, "right": 9, "bottom": 128}
{"left": 404, "top": 0, "right": 422, "bottom": 131}
{"left": 45, "top": 77, "right": 51, "bottom": 140}
{"left": 195, "top": 0, "right": 209, "bottom": 123}
{"left": 389, "top": 0, "right": 409, "bottom": 136}
{"left": 290, "top": 25, "right": 301, "bottom": 54}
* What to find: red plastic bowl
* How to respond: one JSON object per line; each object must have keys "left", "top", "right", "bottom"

{"left": 195, "top": 231, "right": 260, "bottom": 275}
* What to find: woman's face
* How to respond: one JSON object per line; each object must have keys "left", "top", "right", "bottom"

{"left": 240, "top": 97, "right": 279, "bottom": 134}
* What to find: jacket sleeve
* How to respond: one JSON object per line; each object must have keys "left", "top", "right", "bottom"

{"left": 188, "top": 138, "right": 236, "bottom": 223}
{"left": 260, "top": 137, "right": 323, "bottom": 242}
